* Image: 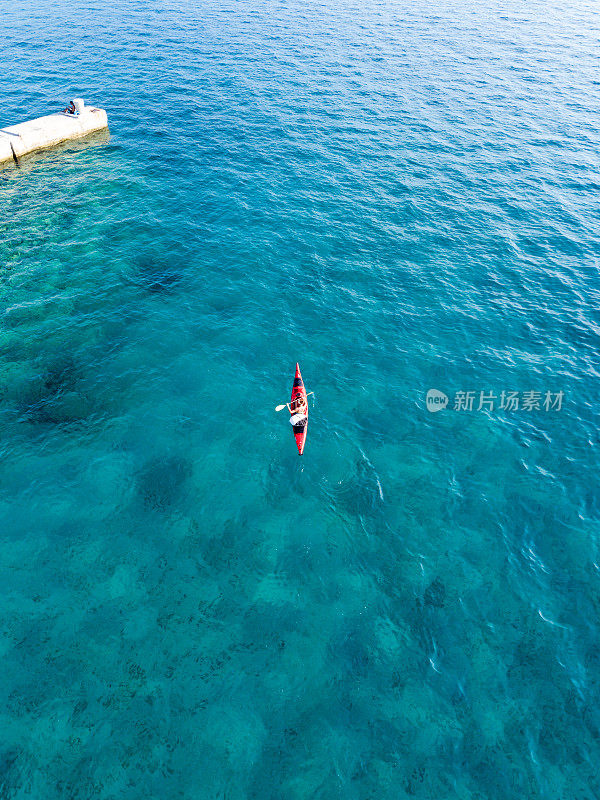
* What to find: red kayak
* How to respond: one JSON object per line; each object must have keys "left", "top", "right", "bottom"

{"left": 290, "top": 363, "right": 308, "bottom": 455}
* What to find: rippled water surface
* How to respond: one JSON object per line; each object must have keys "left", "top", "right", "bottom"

{"left": 1, "top": 0, "right": 600, "bottom": 797}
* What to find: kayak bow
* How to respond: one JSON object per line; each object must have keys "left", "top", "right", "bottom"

{"left": 290, "top": 363, "right": 308, "bottom": 455}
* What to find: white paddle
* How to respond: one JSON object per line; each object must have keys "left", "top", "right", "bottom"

{"left": 275, "top": 392, "right": 314, "bottom": 412}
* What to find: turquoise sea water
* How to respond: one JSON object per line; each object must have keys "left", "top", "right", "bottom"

{"left": 2, "top": 0, "right": 600, "bottom": 796}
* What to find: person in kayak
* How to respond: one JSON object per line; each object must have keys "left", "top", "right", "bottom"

{"left": 289, "top": 395, "right": 308, "bottom": 426}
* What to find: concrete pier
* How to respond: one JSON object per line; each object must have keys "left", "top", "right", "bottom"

{"left": 0, "top": 100, "right": 108, "bottom": 165}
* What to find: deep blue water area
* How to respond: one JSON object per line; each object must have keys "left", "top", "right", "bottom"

{"left": 1, "top": 0, "right": 600, "bottom": 797}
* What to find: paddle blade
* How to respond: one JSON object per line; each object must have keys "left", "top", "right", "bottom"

{"left": 275, "top": 404, "right": 287, "bottom": 412}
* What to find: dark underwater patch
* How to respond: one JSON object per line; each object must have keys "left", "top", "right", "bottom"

{"left": 0, "top": 748, "right": 22, "bottom": 797}
{"left": 409, "top": 580, "right": 449, "bottom": 661}
{"left": 16, "top": 353, "right": 79, "bottom": 409}
{"left": 131, "top": 252, "right": 185, "bottom": 294}
{"left": 424, "top": 577, "right": 446, "bottom": 609}
{"left": 21, "top": 392, "right": 93, "bottom": 426}
{"left": 42, "top": 354, "right": 78, "bottom": 397}
{"left": 201, "top": 516, "right": 241, "bottom": 571}
{"left": 241, "top": 601, "right": 298, "bottom": 653}
{"left": 12, "top": 354, "right": 94, "bottom": 426}
{"left": 328, "top": 617, "right": 378, "bottom": 681}
{"left": 330, "top": 457, "right": 384, "bottom": 518}
{"left": 138, "top": 454, "right": 193, "bottom": 511}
